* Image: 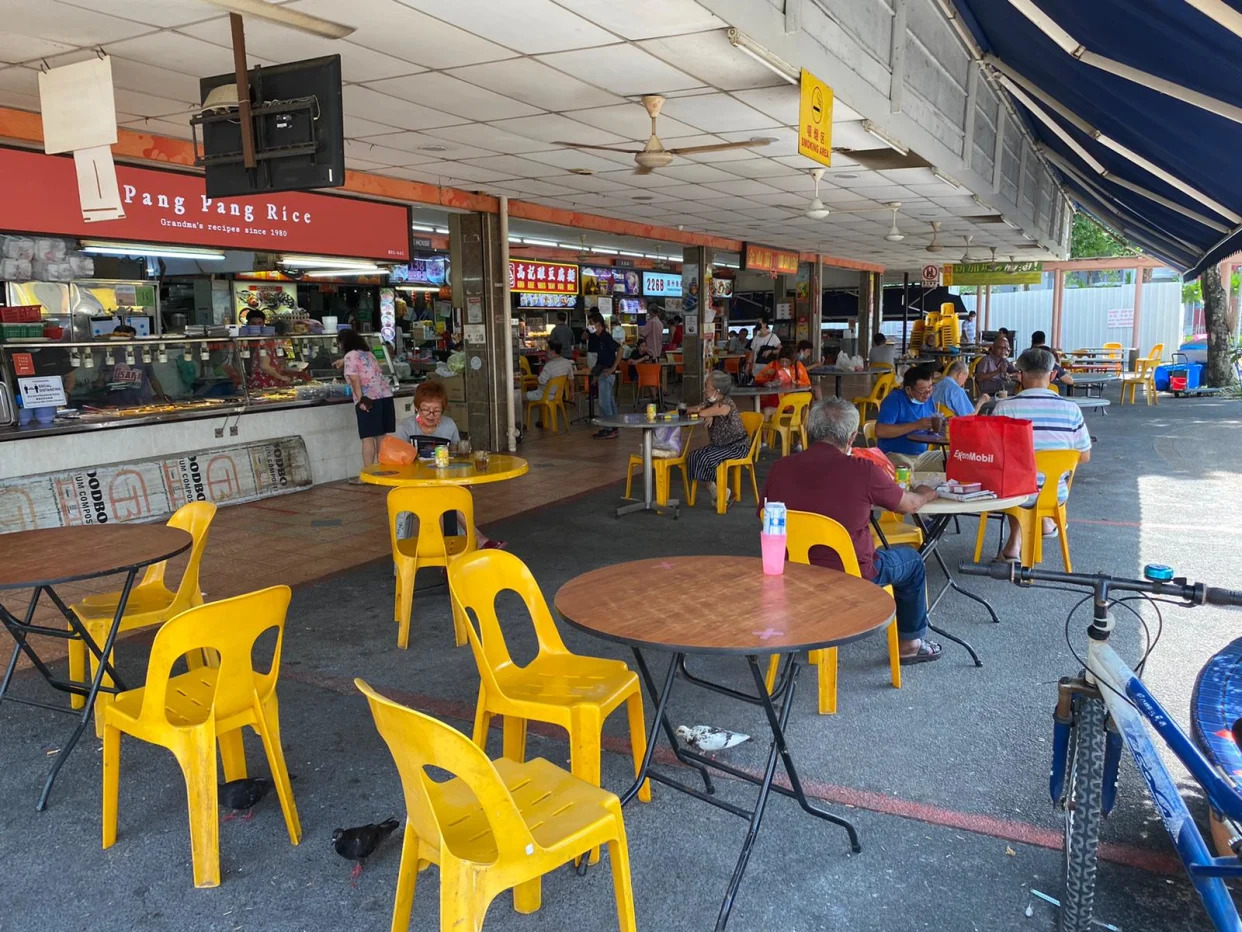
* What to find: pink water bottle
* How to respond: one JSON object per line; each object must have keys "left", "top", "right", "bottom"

{"left": 760, "top": 502, "right": 787, "bottom": 575}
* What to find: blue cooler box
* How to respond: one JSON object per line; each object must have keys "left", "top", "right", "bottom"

{"left": 1155, "top": 354, "right": 1203, "bottom": 391}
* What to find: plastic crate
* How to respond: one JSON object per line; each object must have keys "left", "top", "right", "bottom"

{"left": 0, "top": 306, "right": 41, "bottom": 323}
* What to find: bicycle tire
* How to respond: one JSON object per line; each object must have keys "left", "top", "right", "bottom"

{"left": 1061, "top": 694, "right": 1107, "bottom": 932}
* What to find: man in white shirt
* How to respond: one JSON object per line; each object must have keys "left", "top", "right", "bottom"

{"left": 748, "top": 318, "right": 781, "bottom": 374}
{"left": 961, "top": 311, "right": 977, "bottom": 345}
{"left": 869, "top": 332, "right": 896, "bottom": 367}
{"left": 515, "top": 339, "right": 575, "bottom": 432}
{"left": 641, "top": 309, "right": 664, "bottom": 358}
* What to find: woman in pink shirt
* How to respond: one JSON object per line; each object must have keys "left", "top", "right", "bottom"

{"left": 340, "top": 328, "right": 394, "bottom": 471}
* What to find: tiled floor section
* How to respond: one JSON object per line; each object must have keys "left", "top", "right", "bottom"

{"left": 5, "top": 422, "right": 637, "bottom": 668}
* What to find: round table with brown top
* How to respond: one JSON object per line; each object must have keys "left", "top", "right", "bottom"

{"left": 0, "top": 524, "right": 192, "bottom": 809}
{"left": 555, "top": 555, "right": 895, "bottom": 931}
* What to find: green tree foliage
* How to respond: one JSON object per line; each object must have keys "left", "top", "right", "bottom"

{"left": 1070, "top": 212, "right": 1138, "bottom": 258}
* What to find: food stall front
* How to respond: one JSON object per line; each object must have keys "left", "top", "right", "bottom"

{"left": 0, "top": 147, "right": 413, "bottom": 527}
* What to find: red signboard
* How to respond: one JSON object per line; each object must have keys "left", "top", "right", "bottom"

{"left": 508, "top": 259, "right": 579, "bottom": 294}
{"left": 743, "top": 242, "right": 800, "bottom": 275}
{"left": 0, "top": 148, "right": 410, "bottom": 261}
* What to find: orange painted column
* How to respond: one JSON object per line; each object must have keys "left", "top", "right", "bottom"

{"left": 1131, "top": 268, "right": 1144, "bottom": 353}
{"left": 983, "top": 285, "right": 991, "bottom": 332}
{"left": 1051, "top": 269, "right": 1065, "bottom": 348}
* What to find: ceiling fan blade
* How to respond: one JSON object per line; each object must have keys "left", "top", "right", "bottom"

{"left": 552, "top": 141, "right": 644, "bottom": 154}
{"left": 200, "top": 0, "right": 355, "bottom": 38}
{"left": 666, "top": 138, "right": 774, "bottom": 156}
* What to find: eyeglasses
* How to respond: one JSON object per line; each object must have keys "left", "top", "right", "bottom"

{"left": 417, "top": 406, "right": 443, "bottom": 416}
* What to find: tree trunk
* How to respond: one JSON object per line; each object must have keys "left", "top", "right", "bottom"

{"left": 1202, "top": 264, "right": 1234, "bottom": 386}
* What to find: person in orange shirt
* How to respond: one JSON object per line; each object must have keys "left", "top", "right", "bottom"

{"left": 753, "top": 344, "right": 810, "bottom": 417}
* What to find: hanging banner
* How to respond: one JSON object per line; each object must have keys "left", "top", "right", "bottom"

{"left": 0, "top": 436, "right": 311, "bottom": 532}
{"left": 508, "top": 259, "right": 579, "bottom": 294}
{"left": 743, "top": 242, "right": 800, "bottom": 275}
{"left": 797, "top": 69, "right": 834, "bottom": 168}
{"left": 943, "top": 261, "right": 1043, "bottom": 286}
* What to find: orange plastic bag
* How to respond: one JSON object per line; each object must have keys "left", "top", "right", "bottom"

{"left": 379, "top": 435, "right": 416, "bottom": 465}
{"left": 849, "top": 444, "right": 896, "bottom": 480}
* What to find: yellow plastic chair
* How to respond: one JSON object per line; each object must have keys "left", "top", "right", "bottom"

{"left": 524, "top": 375, "right": 570, "bottom": 433}
{"left": 1102, "top": 341, "right": 1124, "bottom": 374}
{"left": 761, "top": 511, "right": 900, "bottom": 715}
{"left": 624, "top": 424, "right": 696, "bottom": 506}
{"left": 687, "top": 410, "right": 765, "bottom": 514}
{"left": 446, "top": 549, "right": 651, "bottom": 809}
{"left": 355, "top": 679, "right": 637, "bottom": 932}
{"left": 387, "top": 486, "right": 477, "bottom": 650}
{"left": 70, "top": 501, "right": 217, "bottom": 715}
{"left": 762, "top": 390, "right": 814, "bottom": 456}
{"left": 972, "top": 448, "right": 1080, "bottom": 569}
{"left": 871, "top": 511, "right": 925, "bottom": 549}
{"left": 853, "top": 373, "right": 894, "bottom": 422}
{"left": 101, "top": 586, "right": 301, "bottom": 888}
{"left": 518, "top": 355, "right": 538, "bottom": 391}
{"left": 861, "top": 420, "right": 877, "bottom": 447}
{"left": 1121, "top": 357, "right": 1158, "bottom": 405}
{"left": 936, "top": 403, "right": 956, "bottom": 420}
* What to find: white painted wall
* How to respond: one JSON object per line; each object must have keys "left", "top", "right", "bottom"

{"left": 0, "top": 395, "right": 416, "bottom": 486}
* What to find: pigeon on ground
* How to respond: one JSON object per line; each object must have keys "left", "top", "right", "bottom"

{"left": 333, "top": 819, "right": 401, "bottom": 880}
{"left": 675, "top": 724, "right": 750, "bottom": 752}
{"left": 219, "top": 777, "right": 271, "bottom": 821}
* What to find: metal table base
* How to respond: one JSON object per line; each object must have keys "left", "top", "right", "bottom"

{"left": 617, "top": 427, "right": 680, "bottom": 519}
{"left": 620, "top": 648, "right": 861, "bottom": 930}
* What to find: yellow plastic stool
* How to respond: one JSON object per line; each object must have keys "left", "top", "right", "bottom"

{"left": 70, "top": 501, "right": 217, "bottom": 718}
{"left": 446, "top": 549, "right": 651, "bottom": 835}
{"left": 356, "top": 679, "right": 638, "bottom": 932}
{"left": 101, "top": 586, "right": 301, "bottom": 888}
{"left": 762, "top": 511, "right": 900, "bottom": 714}
{"left": 387, "top": 485, "right": 477, "bottom": 650}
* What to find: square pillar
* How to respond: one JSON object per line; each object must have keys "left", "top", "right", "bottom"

{"left": 681, "top": 246, "right": 711, "bottom": 405}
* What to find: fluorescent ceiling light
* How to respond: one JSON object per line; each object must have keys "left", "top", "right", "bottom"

{"left": 522, "top": 238, "right": 559, "bottom": 247}
{"left": 80, "top": 240, "right": 225, "bottom": 260}
{"left": 931, "top": 169, "right": 960, "bottom": 189}
{"left": 396, "top": 285, "right": 442, "bottom": 292}
{"left": 280, "top": 255, "right": 380, "bottom": 269}
{"left": 434, "top": 227, "right": 449, "bottom": 235}
{"left": 411, "top": 224, "right": 438, "bottom": 233}
{"left": 589, "top": 246, "right": 619, "bottom": 255}
{"left": 861, "top": 120, "right": 909, "bottom": 155}
{"left": 726, "top": 28, "right": 799, "bottom": 85}
{"left": 304, "top": 266, "right": 382, "bottom": 277}
{"left": 618, "top": 250, "right": 645, "bottom": 257}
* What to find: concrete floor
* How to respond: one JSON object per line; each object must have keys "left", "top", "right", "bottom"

{"left": 2, "top": 392, "right": 1241, "bottom": 931}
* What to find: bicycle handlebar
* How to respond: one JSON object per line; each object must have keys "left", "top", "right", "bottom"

{"left": 958, "top": 562, "right": 1242, "bottom": 608}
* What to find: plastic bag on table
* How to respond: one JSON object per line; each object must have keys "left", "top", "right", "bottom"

{"left": 378, "top": 435, "right": 417, "bottom": 465}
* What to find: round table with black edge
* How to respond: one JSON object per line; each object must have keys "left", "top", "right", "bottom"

{"left": 1065, "top": 374, "right": 1117, "bottom": 399}
{"left": 597, "top": 413, "right": 698, "bottom": 518}
{"left": 807, "top": 365, "right": 892, "bottom": 399}
{"left": 555, "top": 555, "right": 896, "bottom": 931}
{"left": 0, "top": 525, "right": 192, "bottom": 809}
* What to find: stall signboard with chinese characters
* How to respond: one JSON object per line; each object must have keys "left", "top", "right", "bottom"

{"left": 943, "top": 261, "right": 1043, "bottom": 286}
{"left": 0, "top": 437, "right": 312, "bottom": 532}
{"left": 743, "top": 243, "right": 800, "bottom": 275}
{"left": 509, "top": 260, "right": 579, "bottom": 294}
{"left": 641, "top": 271, "right": 682, "bottom": 297}
{"left": 797, "top": 69, "right": 834, "bottom": 168}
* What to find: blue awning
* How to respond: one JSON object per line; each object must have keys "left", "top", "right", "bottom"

{"left": 955, "top": 0, "right": 1242, "bottom": 278}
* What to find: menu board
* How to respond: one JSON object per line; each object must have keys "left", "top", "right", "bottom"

{"left": 581, "top": 266, "right": 640, "bottom": 296}
{"left": 519, "top": 293, "right": 575, "bottom": 308}
{"left": 509, "top": 259, "right": 579, "bottom": 294}
{"left": 642, "top": 271, "right": 682, "bottom": 297}
{"left": 743, "top": 242, "right": 800, "bottom": 275}
{"left": 390, "top": 256, "right": 449, "bottom": 286}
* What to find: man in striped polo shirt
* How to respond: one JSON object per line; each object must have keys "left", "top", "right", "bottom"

{"left": 991, "top": 347, "right": 1091, "bottom": 561}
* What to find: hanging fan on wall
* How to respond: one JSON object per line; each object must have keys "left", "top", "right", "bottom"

{"left": 554, "top": 95, "right": 774, "bottom": 175}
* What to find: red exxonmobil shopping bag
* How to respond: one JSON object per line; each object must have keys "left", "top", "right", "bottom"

{"left": 945, "top": 415, "right": 1037, "bottom": 497}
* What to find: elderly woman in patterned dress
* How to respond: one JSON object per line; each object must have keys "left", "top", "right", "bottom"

{"left": 684, "top": 370, "right": 750, "bottom": 506}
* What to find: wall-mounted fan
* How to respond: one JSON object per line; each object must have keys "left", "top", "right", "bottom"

{"left": 554, "top": 95, "right": 774, "bottom": 175}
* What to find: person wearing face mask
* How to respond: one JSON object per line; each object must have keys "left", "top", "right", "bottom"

{"left": 747, "top": 317, "right": 781, "bottom": 376}
{"left": 875, "top": 363, "right": 939, "bottom": 468}
{"left": 753, "top": 344, "right": 810, "bottom": 417}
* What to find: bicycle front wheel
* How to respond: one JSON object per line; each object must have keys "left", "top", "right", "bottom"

{"left": 1061, "top": 693, "right": 1107, "bottom": 932}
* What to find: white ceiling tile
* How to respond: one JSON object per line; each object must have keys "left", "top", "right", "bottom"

{"left": 486, "top": 113, "right": 628, "bottom": 147}
{"left": 62, "top": 0, "right": 220, "bottom": 28}
{"left": 732, "top": 86, "right": 801, "bottom": 127}
{"left": 0, "top": 66, "right": 38, "bottom": 94}
{"left": 107, "top": 56, "right": 204, "bottom": 105}
{"left": 639, "top": 32, "right": 789, "bottom": 92}
{"left": 741, "top": 206, "right": 797, "bottom": 221}
{"left": 649, "top": 183, "right": 721, "bottom": 201}
{"left": 773, "top": 153, "right": 840, "bottom": 171}
{"left": 536, "top": 45, "right": 700, "bottom": 96}
{"left": 0, "top": 33, "right": 76, "bottom": 64}
{"left": 449, "top": 59, "right": 619, "bottom": 111}
{"left": 594, "top": 168, "right": 683, "bottom": 187}
{"left": 290, "top": 0, "right": 514, "bottom": 68}
{"left": 551, "top": 172, "right": 634, "bottom": 193}
{"left": 503, "top": 178, "right": 581, "bottom": 197}
{"left": 461, "top": 154, "right": 568, "bottom": 178}
{"left": 659, "top": 93, "right": 781, "bottom": 134}
{"left": 564, "top": 103, "right": 697, "bottom": 142}
{"left": 651, "top": 162, "right": 742, "bottom": 183}
{"left": 113, "top": 88, "right": 194, "bottom": 119}
{"left": 520, "top": 148, "right": 637, "bottom": 173}
{"left": 702, "top": 178, "right": 781, "bottom": 196}
{"left": 106, "top": 32, "right": 271, "bottom": 73}
{"left": 178, "top": 19, "right": 425, "bottom": 85}
{"left": 343, "top": 157, "right": 399, "bottom": 173}
{"left": 344, "top": 139, "right": 424, "bottom": 167}
{"left": 364, "top": 73, "right": 538, "bottom": 122}
{"left": 356, "top": 132, "right": 492, "bottom": 160}
{"left": 0, "top": 87, "right": 40, "bottom": 111}
{"left": 716, "top": 158, "right": 803, "bottom": 179}
{"left": 880, "top": 168, "right": 940, "bottom": 185}
{"left": 425, "top": 122, "right": 554, "bottom": 154}
{"left": 344, "top": 115, "right": 406, "bottom": 138}
{"left": 748, "top": 191, "right": 810, "bottom": 207}
{"left": 388, "top": 162, "right": 517, "bottom": 184}
{"left": 407, "top": 0, "right": 616, "bottom": 53}
{"left": 549, "top": 0, "right": 727, "bottom": 40}
{"left": 341, "top": 85, "right": 467, "bottom": 131}
{"left": 0, "top": 0, "right": 158, "bottom": 45}
{"left": 121, "top": 116, "right": 193, "bottom": 139}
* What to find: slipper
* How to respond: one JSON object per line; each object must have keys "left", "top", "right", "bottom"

{"left": 1042, "top": 529, "right": 1060, "bottom": 538}
{"left": 992, "top": 553, "right": 1020, "bottom": 564}
{"left": 900, "top": 640, "right": 942, "bottom": 665}
{"left": 347, "top": 476, "right": 364, "bottom": 486}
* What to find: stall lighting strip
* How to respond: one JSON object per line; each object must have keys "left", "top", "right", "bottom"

{"left": 80, "top": 240, "right": 226, "bottom": 261}
{"left": 279, "top": 255, "right": 382, "bottom": 269}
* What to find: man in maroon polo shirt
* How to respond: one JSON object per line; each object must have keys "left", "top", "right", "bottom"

{"left": 760, "top": 396, "right": 943, "bottom": 664}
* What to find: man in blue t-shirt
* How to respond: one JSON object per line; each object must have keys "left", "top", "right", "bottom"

{"left": 876, "top": 364, "right": 938, "bottom": 466}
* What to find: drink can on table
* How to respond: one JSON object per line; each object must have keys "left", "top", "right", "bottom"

{"left": 895, "top": 466, "right": 910, "bottom": 489}
{"left": 645, "top": 403, "right": 657, "bottom": 422}
{"left": 434, "top": 444, "right": 450, "bottom": 468}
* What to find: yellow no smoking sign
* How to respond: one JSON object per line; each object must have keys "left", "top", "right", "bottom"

{"left": 798, "top": 69, "right": 834, "bottom": 167}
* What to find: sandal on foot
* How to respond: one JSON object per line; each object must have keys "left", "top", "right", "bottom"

{"left": 900, "top": 640, "right": 943, "bottom": 665}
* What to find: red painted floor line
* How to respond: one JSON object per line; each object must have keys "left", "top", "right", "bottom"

{"left": 284, "top": 669, "right": 1183, "bottom": 877}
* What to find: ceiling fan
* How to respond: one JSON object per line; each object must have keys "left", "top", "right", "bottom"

{"left": 925, "top": 221, "right": 943, "bottom": 253}
{"left": 554, "top": 95, "right": 774, "bottom": 175}
{"left": 960, "top": 235, "right": 976, "bottom": 262}
{"left": 804, "top": 168, "right": 830, "bottom": 220}
{"left": 198, "top": 0, "right": 355, "bottom": 39}
{"left": 883, "top": 202, "right": 904, "bottom": 242}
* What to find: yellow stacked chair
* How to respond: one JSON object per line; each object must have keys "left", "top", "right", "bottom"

{"left": 101, "top": 586, "right": 302, "bottom": 888}
{"left": 761, "top": 390, "right": 814, "bottom": 456}
{"left": 972, "top": 448, "right": 1081, "bottom": 569}
{"left": 356, "top": 679, "right": 637, "bottom": 932}
{"left": 687, "top": 410, "right": 765, "bottom": 514}
{"left": 853, "top": 372, "right": 894, "bottom": 422}
{"left": 624, "top": 423, "right": 696, "bottom": 506}
{"left": 524, "top": 375, "right": 571, "bottom": 433}
{"left": 762, "top": 511, "right": 901, "bottom": 714}
{"left": 70, "top": 501, "right": 217, "bottom": 719}
{"left": 446, "top": 549, "right": 651, "bottom": 809}
{"left": 387, "top": 486, "right": 477, "bottom": 650}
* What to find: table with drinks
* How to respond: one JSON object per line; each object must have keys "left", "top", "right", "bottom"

{"left": 359, "top": 449, "right": 528, "bottom": 487}
{"left": 599, "top": 410, "right": 699, "bottom": 519}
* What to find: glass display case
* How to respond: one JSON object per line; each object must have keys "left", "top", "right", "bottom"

{"left": 0, "top": 332, "right": 397, "bottom": 435}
